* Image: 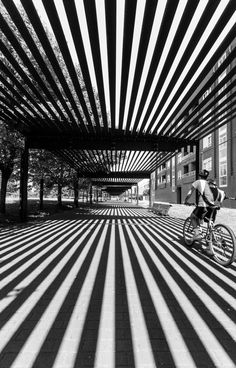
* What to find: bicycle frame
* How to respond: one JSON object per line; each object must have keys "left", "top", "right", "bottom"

{"left": 183, "top": 204, "right": 236, "bottom": 266}
{"left": 202, "top": 208, "right": 217, "bottom": 243}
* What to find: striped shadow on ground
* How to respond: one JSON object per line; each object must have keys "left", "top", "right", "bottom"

{"left": 0, "top": 205, "right": 235, "bottom": 368}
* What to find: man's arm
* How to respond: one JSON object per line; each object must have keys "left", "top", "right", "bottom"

{"left": 184, "top": 186, "right": 195, "bottom": 204}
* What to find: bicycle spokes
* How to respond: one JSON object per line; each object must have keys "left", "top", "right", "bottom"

{"left": 183, "top": 217, "right": 194, "bottom": 246}
{"left": 212, "top": 225, "right": 235, "bottom": 266}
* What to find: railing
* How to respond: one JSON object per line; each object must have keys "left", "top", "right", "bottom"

{"left": 180, "top": 152, "right": 194, "bottom": 163}
{"left": 182, "top": 170, "right": 196, "bottom": 178}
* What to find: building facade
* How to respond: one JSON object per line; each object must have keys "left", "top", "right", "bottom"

{"left": 151, "top": 39, "right": 236, "bottom": 209}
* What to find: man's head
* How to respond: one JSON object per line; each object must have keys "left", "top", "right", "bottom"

{"left": 199, "top": 169, "right": 209, "bottom": 179}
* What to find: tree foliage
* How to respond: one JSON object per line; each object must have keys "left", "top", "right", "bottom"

{"left": 0, "top": 1, "right": 106, "bottom": 214}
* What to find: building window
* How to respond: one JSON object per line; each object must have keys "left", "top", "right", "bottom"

{"left": 219, "top": 162, "right": 227, "bottom": 186}
{"left": 177, "top": 170, "right": 182, "bottom": 179}
{"left": 183, "top": 146, "right": 188, "bottom": 156}
{"left": 191, "top": 162, "right": 196, "bottom": 171}
{"left": 202, "top": 157, "right": 212, "bottom": 172}
{"left": 183, "top": 165, "right": 189, "bottom": 174}
{"left": 203, "top": 134, "right": 212, "bottom": 149}
{"left": 219, "top": 125, "right": 227, "bottom": 187}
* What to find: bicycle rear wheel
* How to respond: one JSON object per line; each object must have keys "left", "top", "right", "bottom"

{"left": 212, "top": 224, "right": 236, "bottom": 266}
{"left": 183, "top": 217, "right": 194, "bottom": 246}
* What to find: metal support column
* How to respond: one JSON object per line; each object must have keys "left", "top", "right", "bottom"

{"left": 149, "top": 176, "right": 152, "bottom": 208}
{"left": 195, "top": 140, "right": 200, "bottom": 179}
{"left": 74, "top": 179, "right": 79, "bottom": 207}
{"left": 195, "top": 140, "right": 200, "bottom": 203}
{"left": 136, "top": 184, "right": 139, "bottom": 205}
{"left": 19, "top": 139, "right": 29, "bottom": 222}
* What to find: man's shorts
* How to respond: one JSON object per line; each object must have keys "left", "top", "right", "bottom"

{"left": 192, "top": 207, "right": 216, "bottom": 222}
{"left": 192, "top": 207, "right": 208, "bottom": 220}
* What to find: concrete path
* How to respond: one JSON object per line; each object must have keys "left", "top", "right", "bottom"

{"left": 0, "top": 202, "right": 235, "bottom": 368}
{"left": 139, "top": 200, "right": 236, "bottom": 235}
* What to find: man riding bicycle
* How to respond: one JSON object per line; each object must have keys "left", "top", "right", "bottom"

{"left": 184, "top": 169, "right": 216, "bottom": 254}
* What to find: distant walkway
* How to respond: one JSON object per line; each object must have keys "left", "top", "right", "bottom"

{"left": 0, "top": 203, "right": 236, "bottom": 368}
{"left": 139, "top": 200, "right": 236, "bottom": 235}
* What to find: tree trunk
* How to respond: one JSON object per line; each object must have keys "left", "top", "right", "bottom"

{"left": 89, "top": 183, "right": 93, "bottom": 204}
{"left": 82, "top": 190, "right": 85, "bottom": 202}
{"left": 19, "top": 143, "right": 29, "bottom": 222}
{"left": 57, "top": 183, "right": 62, "bottom": 208}
{"left": 39, "top": 178, "right": 44, "bottom": 210}
{"left": 73, "top": 180, "right": 78, "bottom": 207}
{"left": 0, "top": 170, "right": 11, "bottom": 214}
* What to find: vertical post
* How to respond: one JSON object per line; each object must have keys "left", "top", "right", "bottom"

{"left": 195, "top": 140, "right": 200, "bottom": 179}
{"left": 86, "top": 188, "right": 89, "bottom": 202}
{"left": 39, "top": 177, "right": 44, "bottom": 210}
{"left": 149, "top": 176, "right": 152, "bottom": 208}
{"left": 19, "top": 139, "right": 29, "bottom": 222}
{"left": 214, "top": 129, "right": 217, "bottom": 179}
{"left": 136, "top": 184, "right": 139, "bottom": 205}
{"left": 131, "top": 187, "right": 133, "bottom": 203}
{"left": 195, "top": 140, "right": 200, "bottom": 203}
{"left": 74, "top": 179, "right": 79, "bottom": 207}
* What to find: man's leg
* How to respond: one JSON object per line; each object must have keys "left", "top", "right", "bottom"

{"left": 190, "top": 210, "right": 202, "bottom": 240}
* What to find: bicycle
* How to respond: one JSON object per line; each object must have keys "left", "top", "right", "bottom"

{"left": 183, "top": 204, "right": 236, "bottom": 267}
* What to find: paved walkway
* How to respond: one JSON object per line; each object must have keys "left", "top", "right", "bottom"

{"left": 0, "top": 202, "right": 235, "bottom": 368}
{"left": 139, "top": 200, "right": 236, "bottom": 235}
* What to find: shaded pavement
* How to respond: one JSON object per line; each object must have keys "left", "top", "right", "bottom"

{"left": 0, "top": 202, "right": 235, "bottom": 368}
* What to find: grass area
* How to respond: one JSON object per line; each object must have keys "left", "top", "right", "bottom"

{"left": 0, "top": 197, "right": 76, "bottom": 228}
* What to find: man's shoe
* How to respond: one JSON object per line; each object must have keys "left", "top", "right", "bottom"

{"left": 204, "top": 248, "right": 214, "bottom": 256}
{"left": 204, "top": 243, "right": 214, "bottom": 256}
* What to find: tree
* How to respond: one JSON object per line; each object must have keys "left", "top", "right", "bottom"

{"left": 0, "top": 1, "right": 110, "bottom": 216}
{"left": 39, "top": 154, "right": 73, "bottom": 207}
{"left": 28, "top": 149, "right": 55, "bottom": 210}
{"left": 0, "top": 121, "right": 23, "bottom": 213}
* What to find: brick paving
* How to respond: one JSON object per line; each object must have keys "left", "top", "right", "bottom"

{"left": 0, "top": 202, "right": 235, "bottom": 368}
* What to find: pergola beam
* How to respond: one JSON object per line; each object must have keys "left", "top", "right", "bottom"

{"left": 27, "top": 133, "right": 196, "bottom": 152}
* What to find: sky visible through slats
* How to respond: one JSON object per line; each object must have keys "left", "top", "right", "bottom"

{"left": 0, "top": 0, "right": 236, "bottom": 179}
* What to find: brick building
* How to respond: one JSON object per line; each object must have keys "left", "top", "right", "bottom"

{"left": 151, "top": 39, "right": 236, "bottom": 209}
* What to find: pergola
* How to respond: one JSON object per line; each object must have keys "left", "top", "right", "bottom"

{"left": 0, "top": 0, "right": 236, "bottom": 215}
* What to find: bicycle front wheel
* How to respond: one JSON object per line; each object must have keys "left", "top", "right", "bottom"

{"left": 212, "top": 224, "right": 236, "bottom": 266}
{"left": 183, "top": 217, "right": 194, "bottom": 246}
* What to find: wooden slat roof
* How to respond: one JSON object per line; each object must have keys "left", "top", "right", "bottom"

{"left": 0, "top": 0, "right": 236, "bottom": 186}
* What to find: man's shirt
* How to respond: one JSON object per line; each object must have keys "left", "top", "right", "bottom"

{"left": 192, "top": 179, "right": 214, "bottom": 207}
